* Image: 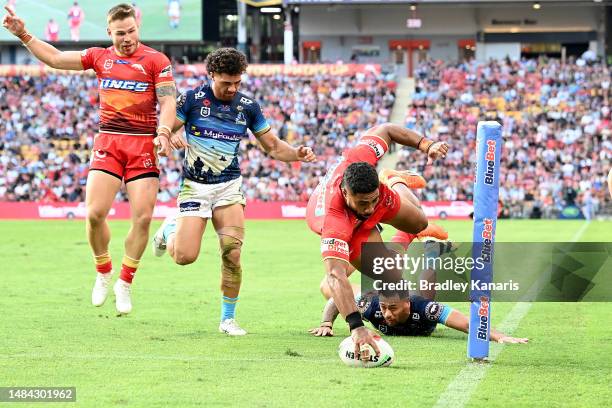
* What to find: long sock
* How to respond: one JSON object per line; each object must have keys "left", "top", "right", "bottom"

{"left": 120, "top": 255, "right": 140, "bottom": 284}
{"left": 94, "top": 252, "right": 112, "bottom": 274}
{"left": 221, "top": 296, "right": 239, "bottom": 321}
{"left": 162, "top": 217, "right": 177, "bottom": 242}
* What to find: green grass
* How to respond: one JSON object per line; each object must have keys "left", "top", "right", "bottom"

{"left": 1, "top": 0, "right": 201, "bottom": 42}
{"left": 0, "top": 219, "right": 611, "bottom": 407}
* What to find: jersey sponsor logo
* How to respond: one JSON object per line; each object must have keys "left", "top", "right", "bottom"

{"left": 240, "top": 96, "right": 253, "bottom": 105}
{"left": 412, "top": 312, "right": 420, "bottom": 321}
{"left": 320, "top": 238, "right": 349, "bottom": 256}
{"left": 99, "top": 79, "right": 149, "bottom": 92}
{"left": 103, "top": 59, "right": 114, "bottom": 71}
{"left": 176, "top": 93, "right": 186, "bottom": 108}
{"left": 131, "top": 63, "right": 147, "bottom": 75}
{"left": 159, "top": 64, "right": 172, "bottom": 78}
{"left": 235, "top": 112, "right": 247, "bottom": 125}
{"left": 194, "top": 91, "right": 205, "bottom": 99}
{"left": 190, "top": 127, "right": 242, "bottom": 142}
{"left": 115, "top": 59, "right": 129, "bottom": 64}
{"left": 200, "top": 107, "right": 210, "bottom": 117}
{"left": 179, "top": 201, "right": 201, "bottom": 212}
{"left": 425, "top": 302, "right": 443, "bottom": 321}
{"left": 358, "top": 139, "right": 385, "bottom": 158}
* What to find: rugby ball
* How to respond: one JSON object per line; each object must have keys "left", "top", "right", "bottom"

{"left": 338, "top": 335, "right": 394, "bottom": 368}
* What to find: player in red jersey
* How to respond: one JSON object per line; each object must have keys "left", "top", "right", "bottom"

{"left": 3, "top": 3, "right": 176, "bottom": 314}
{"left": 44, "top": 18, "right": 59, "bottom": 42}
{"left": 305, "top": 123, "right": 448, "bottom": 360}
{"left": 67, "top": 1, "right": 84, "bottom": 41}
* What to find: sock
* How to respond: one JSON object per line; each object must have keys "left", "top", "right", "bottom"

{"left": 94, "top": 252, "right": 112, "bottom": 274}
{"left": 120, "top": 255, "right": 140, "bottom": 284}
{"left": 390, "top": 231, "right": 417, "bottom": 251}
{"left": 162, "top": 217, "right": 177, "bottom": 242}
{"left": 221, "top": 296, "right": 239, "bottom": 321}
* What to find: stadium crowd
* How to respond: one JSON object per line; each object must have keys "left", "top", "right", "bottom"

{"left": 0, "top": 58, "right": 610, "bottom": 218}
{"left": 398, "top": 57, "right": 611, "bottom": 219}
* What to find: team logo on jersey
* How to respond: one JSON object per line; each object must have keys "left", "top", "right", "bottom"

{"left": 159, "top": 64, "right": 172, "bottom": 78}
{"left": 375, "top": 311, "right": 383, "bottom": 319}
{"left": 378, "top": 324, "right": 388, "bottom": 334}
{"left": 99, "top": 79, "right": 149, "bottom": 92}
{"left": 93, "top": 150, "right": 107, "bottom": 160}
{"left": 412, "top": 313, "right": 420, "bottom": 321}
{"left": 425, "top": 302, "right": 443, "bottom": 321}
{"left": 194, "top": 91, "right": 205, "bottom": 99}
{"left": 240, "top": 97, "right": 253, "bottom": 105}
{"left": 103, "top": 59, "right": 114, "bottom": 71}
{"left": 200, "top": 107, "right": 210, "bottom": 117}
{"left": 235, "top": 112, "right": 247, "bottom": 125}
{"left": 356, "top": 295, "right": 372, "bottom": 314}
{"left": 131, "top": 63, "right": 147, "bottom": 75}
{"left": 237, "top": 105, "right": 244, "bottom": 111}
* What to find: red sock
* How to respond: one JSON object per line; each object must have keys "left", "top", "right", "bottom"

{"left": 391, "top": 231, "right": 417, "bottom": 251}
{"left": 119, "top": 255, "right": 140, "bottom": 284}
{"left": 94, "top": 252, "right": 112, "bottom": 274}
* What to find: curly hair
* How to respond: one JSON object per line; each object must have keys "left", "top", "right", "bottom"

{"left": 205, "top": 48, "right": 248, "bottom": 76}
{"left": 341, "top": 162, "right": 379, "bottom": 194}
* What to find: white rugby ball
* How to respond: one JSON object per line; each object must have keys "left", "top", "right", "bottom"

{"left": 338, "top": 335, "right": 394, "bottom": 368}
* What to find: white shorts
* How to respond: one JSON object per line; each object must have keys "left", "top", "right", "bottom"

{"left": 177, "top": 177, "right": 246, "bottom": 219}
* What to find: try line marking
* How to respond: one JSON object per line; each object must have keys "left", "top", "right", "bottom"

{"left": 432, "top": 221, "right": 590, "bottom": 408}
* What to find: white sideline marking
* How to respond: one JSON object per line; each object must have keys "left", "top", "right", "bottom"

{"left": 433, "top": 222, "right": 590, "bottom": 408}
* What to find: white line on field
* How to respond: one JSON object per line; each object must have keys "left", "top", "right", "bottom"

{"left": 432, "top": 221, "right": 590, "bottom": 408}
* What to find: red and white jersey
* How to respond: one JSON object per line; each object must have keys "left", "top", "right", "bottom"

{"left": 68, "top": 6, "right": 84, "bottom": 26}
{"left": 45, "top": 21, "right": 60, "bottom": 42}
{"left": 80, "top": 44, "right": 174, "bottom": 135}
{"left": 313, "top": 135, "right": 400, "bottom": 262}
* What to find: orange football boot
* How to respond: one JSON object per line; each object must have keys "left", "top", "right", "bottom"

{"left": 379, "top": 169, "right": 426, "bottom": 190}
{"left": 416, "top": 222, "right": 449, "bottom": 241}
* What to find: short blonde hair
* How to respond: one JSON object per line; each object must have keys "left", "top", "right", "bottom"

{"left": 107, "top": 3, "right": 135, "bottom": 24}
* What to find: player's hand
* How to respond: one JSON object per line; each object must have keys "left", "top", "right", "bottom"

{"left": 427, "top": 141, "right": 449, "bottom": 164}
{"left": 154, "top": 135, "right": 171, "bottom": 157}
{"left": 169, "top": 131, "right": 190, "bottom": 150}
{"left": 2, "top": 6, "right": 26, "bottom": 36}
{"left": 497, "top": 336, "right": 529, "bottom": 344}
{"left": 351, "top": 326, "right": 380, "bottom": 362}
{"left": 296, "top": 145, "right": 316, "bottom": 162}
{"left": 308, "top": 323, "right": 334, "bottom": 337}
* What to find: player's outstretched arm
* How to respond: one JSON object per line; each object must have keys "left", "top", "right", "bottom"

{"left": 369, "top": 123, "right": 449, "bottom": 163}
{"left": 444, "top": 309, "right": 529, "bottom": 344}
{"left": 3, "top": 6, "right": 83, "bottom": 70}
{"left": 257, "top": 130, "right": 316, "bottom": 163}
{"left": 308, "top": 298, "right": 341, "bottom": 337}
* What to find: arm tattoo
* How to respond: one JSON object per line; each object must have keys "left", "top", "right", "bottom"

{"left": 156, "top": 84, "right": 176, "bottom": 99}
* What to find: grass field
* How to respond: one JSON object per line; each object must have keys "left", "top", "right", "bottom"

{"left": 0, "top": 0, "right": 201, "bottom": 42}
{"left": 1, "top": 219, "right": 611, "bottom": 407}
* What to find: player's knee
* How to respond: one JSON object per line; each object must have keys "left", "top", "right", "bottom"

{"left": 132, "top": 212, "right": 153, "bottom": 230}
{"left": 173, "top": 249, "right": 197, "bottom": 265}
{"left": 86, "top": 207, "right": 107, "bottom": 227}
{"left": 220, "top": 236, "right": 243, "bottom": 288}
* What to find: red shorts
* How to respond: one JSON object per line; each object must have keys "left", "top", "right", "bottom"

{"left": 90, "top": 133, "right": 159, "bottom": 182}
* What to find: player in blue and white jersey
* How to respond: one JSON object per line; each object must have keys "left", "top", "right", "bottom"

{"left": 153, "top": 48, "right": 315, "bottom": 336}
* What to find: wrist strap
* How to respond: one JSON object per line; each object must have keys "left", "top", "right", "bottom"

{"left": 156, "top": 126, "right": 171, "bottom": 138}
{"left": 18, "top": 31, "right": 34, "bottom": 46}
{"left": 346, "top": 311, "right": 364, "bottom": 331}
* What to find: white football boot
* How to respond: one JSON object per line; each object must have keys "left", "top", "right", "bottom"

{"left": 91, "top": 270, "right": 114, "bottom": 307}
{"left": 151, "top": 215, "right": 175, "bottom": 257}
{"left": 113, "top": 279, "right": 133, "bottom": 315}
{"left": 219, "top": 319, "right": 247, "bottom": 336}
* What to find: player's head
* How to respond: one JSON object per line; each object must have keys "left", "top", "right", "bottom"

{"left": 341, "top": 162, "right": 380, "bottom": 219}
{"left": 206, "top": 48, "right": 248, "bottom": 101}
{"left": 378, "top": 288, "right": 410, "bottom": 326}
{"left": 106, "top": 3, "right": 139, "bottom": 56}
